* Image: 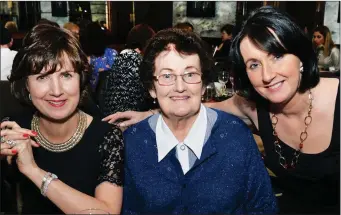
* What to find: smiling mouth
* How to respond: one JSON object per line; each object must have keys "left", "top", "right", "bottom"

{"left": 170, "top": 96, "right": 190, "bottom": 101}
{"left": 47, "top": 100, "right": 67, "bottom": 107}
{"left": 266, "top": 81, "right": 284, "bottom": 90}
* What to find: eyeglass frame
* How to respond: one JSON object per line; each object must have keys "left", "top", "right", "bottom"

{"left": 153, "top": 72, "right": 203, "bottom": 86}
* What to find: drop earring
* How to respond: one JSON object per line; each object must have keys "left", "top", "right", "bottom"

{"left": 299, "top": 62, "right": 303, "bottom": 73}
{"left": 153, "top": 98, "right": 156, "bottom": 104}
{"left": 29, "top": 94, "right": 31, "bottom": 100}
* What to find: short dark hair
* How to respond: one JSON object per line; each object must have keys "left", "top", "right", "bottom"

{"left": 230, "top": 6, "right": 319, "bottom": 102}
{"left": 126, "top": 24, "right": 155, "bottom": 51}
{"left": 140, "top": 28, "right": 214, "bottom": 91}
{"left": 9, "top": 24, "right": 90, "bottom": 106}
{"left": 79, "top": 22, "right": 107, "bottom": 57}
{"left": 220, "top": 24, "right": 234, "bottom": 35}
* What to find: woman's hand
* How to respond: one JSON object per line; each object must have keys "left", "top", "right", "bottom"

{"left": 0, "top": 121, "right": 40, "bottom": 174}
{"left": 102, "top": 110, "right": 154, "bottom": 127}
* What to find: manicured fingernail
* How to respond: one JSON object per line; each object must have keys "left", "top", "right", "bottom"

{"left": 11, "top": 149, "right": 17, "bottom": 154}
{"left": 31, "top": 131, "right": 37, "bottom": 136}
{"left": 23, "top": 134, "right": 29, "bottom": 138}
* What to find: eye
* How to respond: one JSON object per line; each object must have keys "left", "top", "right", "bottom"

{"left": 62, "top": 72, "right": 73, "bottom": 79}
{"left": 185, "top": 72, "right": 195, "bottom": 77}
{"left": 36, "top": 75, "right": 48, "bottom": 81}
{"left": 249, "top": 63, "right": 259, "bottom": 70}
{"left": 162, "top": 74, "right": 173, "bottom": 79}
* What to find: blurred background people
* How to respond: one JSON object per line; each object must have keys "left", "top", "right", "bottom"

{"left": 1, "top": 24, "right": 17, "bottom": 80}
{"left": 4, "top": 21, "right": 21, "bottom": 51}
{"left": 173, "top": 21, "right": 194, "bottom": 32}
{"left": 79, "top": 21, "right": 118, "bottom": 90}
{"left": 313, "top": 25, "right": 340, "bottom": 72}
{"left": 63, "top": 22, "right": 80, "bottom": 39}
{"left": 214, "top": 24, "right": 235, "bottom": 61}
{"left": 102, "top": 24, "right": 156, "bottom": 117}
{"left": 4, "top": 21, "right": 18, "bottom": 34}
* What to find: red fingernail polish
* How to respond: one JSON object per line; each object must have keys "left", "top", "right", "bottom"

{"left": 31, "top": 131, "right": 37, "bottom": 136}
{"left": 23, "top": 134, "right": 29, "bottom": 138}
{"left": 11, "top": 149, "right": 17, "bottom": 154}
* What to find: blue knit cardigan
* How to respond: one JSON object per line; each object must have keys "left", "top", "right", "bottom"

{"left": 122, "top": 108, "right": 278, "bottom": 214}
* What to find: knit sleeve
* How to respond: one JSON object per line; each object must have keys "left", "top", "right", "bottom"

{"left": 242, "top": 127, "right": 278, "bottom": 214}
{"left": 97, "top": 125, "right": 124, "bottom": 186}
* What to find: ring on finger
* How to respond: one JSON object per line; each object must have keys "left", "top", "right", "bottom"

{"left": 0, "top": 136, "right": 6, "bottom": 143}
{"left": 7, "top": 139, "right": 17, "bottom": 148}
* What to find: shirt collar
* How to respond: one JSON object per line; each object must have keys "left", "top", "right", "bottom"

{"left": 156, "top": 104, "right": 207, "bottom": 162}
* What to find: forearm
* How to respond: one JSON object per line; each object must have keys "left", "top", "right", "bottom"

{"left": 25, "top": 167, "right": 120, "bottom": 214}
{"left": 203, "top": 97, "right": 252, "bottom": 125}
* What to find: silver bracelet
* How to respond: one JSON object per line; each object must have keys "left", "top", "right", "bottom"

{"left": 41, "top": 172, "right": 58, "bottom": 197}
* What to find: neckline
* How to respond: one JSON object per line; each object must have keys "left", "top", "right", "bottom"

{"left": 273, "top": 82, "right": 339, "bottom": 156}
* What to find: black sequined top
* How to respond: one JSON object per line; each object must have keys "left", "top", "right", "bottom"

{"left": 102, "top": 49, "right": 155, "bottom": 116}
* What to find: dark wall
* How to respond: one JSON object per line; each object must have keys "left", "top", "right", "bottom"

{"left": 18, "top": 1, "right": 41, "bottom": 31}
{"left": 110, "top": 1, "right": 173, "bottom": 44}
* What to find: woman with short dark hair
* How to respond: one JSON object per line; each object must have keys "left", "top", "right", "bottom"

{"left": 0, "top": 24, "right": 123, "bottom": 214}
{"left": 122, "top": 28, "right": 277, "bottom": 214}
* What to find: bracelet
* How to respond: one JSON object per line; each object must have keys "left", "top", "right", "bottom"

{"left": 41, "top": 172, "right": 58, "bottom": 197}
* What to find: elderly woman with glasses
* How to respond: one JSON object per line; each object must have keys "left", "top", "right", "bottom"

{"left": 122, "top": 28, "right": 277, "bottom": 214}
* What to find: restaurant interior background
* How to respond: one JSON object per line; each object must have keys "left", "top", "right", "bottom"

{"left": 0, "top": 1, "right": 339, "bottom": 49}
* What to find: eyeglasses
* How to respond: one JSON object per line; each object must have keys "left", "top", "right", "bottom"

{"left": 153, "top": 72, "right": 202, "bottom": 86}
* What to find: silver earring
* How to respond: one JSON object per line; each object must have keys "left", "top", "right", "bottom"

{"left": 29, "top": 94, "right": 31, "bottom": 100}
{"left": 299, "top": 62, "right": 303, "bottom": 73}
{"left": 153, "top": 98, "right": 156, "bottom": 104}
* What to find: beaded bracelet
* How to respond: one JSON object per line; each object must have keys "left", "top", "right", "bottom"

{"left": 41, "top": 172, "right": 58, "bottom": 197}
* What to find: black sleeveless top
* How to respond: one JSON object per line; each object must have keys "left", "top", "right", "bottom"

{"left": 257, "top": 84, "right": 340, "bottom": 214}
{"left": 3, "top": 114, "right": 123, "bottom": 214}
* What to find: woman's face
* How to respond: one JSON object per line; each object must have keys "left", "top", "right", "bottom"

{"left": 221, "top": 31, "right": 231, "bottom": 42}
{"left": 71, "top": 26, "right": 80, "bottom": 39}
{"left": 240, "top": 36, "right": 302, "bottom": 104}
{"left": 150, "top": 45, "right": 205, "bottom": 119}
{"left": 27, "top": 55, "right": 81, "bottom": 121}
{"left": 313, "top": 31, "right": 325, "bottom": 46}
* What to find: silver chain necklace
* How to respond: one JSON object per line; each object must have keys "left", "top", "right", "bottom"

{"left": 271, "top": 90, "right": 313, "bottom": 169}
